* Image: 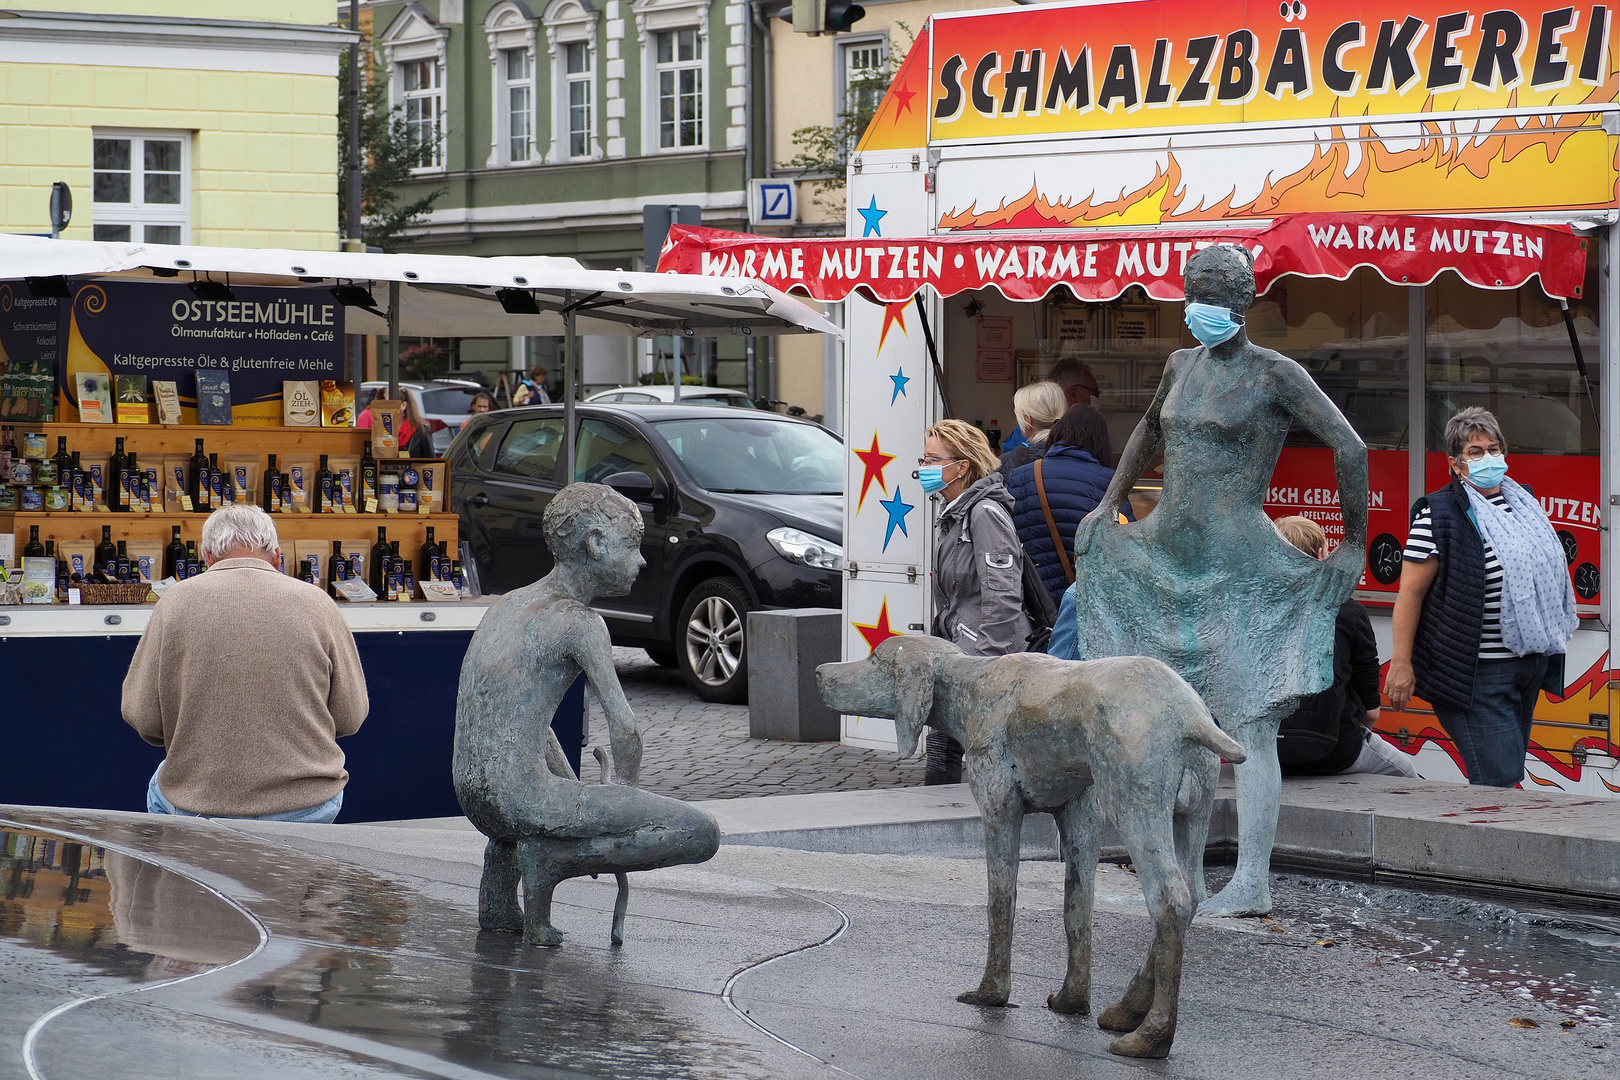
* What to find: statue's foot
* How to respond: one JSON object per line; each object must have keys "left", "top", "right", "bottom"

{"left": 479, "top": 907, "right": 524, "bottom": 934}
{"left": 523, "top": 920, "right": 564, "bottom": 947}
{"left": 1198, "top": 881, "right": 1271, "bottom": 918}
{"left": 1097, "top": 999, "right": 1147, "bottom": 1033}
{"left": 1108, "top": 1023, "right": 1175, "bottom": 1059}
{"left": 956, "top": 986, "right": 1014, "bottom": 1007}
{"left": 1046, "top": 985, "right": 1090, "bottom": 1015}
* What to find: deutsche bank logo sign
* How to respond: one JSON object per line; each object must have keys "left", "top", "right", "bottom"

{"left": 749, "top": 179, "right": 797, "bottom": 226}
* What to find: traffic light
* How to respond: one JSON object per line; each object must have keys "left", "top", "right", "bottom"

{"left": 780, "top": 0, "right": 864, "bottom": 34}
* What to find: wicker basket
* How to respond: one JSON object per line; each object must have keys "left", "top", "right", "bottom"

{"left": 77, "top": 581, "right": 156, "bottom": 605}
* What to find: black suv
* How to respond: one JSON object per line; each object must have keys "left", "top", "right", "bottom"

{"left": 448, "top": 404, "right": 845, "bottom": 702}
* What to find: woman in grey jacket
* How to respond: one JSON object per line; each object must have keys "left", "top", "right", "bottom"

{"left": 920, "top": 418, "right": 1030, "bottom": 783}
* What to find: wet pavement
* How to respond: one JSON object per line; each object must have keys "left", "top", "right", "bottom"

{"left": 1, "top": 806, "right": 1615, "bottom": 1079}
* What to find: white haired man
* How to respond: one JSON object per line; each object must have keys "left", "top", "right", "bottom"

{"left": 122, "top": 504, "right": 369, "bottom": 822}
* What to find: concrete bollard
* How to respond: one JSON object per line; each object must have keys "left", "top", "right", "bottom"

{"left": 747, "top": 607, "right": 842, "bottom": 741}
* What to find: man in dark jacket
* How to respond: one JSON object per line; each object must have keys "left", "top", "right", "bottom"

{"left": 1007, "top": 404, "right": 1131, "bottom": 607}
{"left": 1272, "top": 516, "right": 1417, "bottom": 777}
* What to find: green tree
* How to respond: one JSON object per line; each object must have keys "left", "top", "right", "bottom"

{"left": 784, "top": 28, "right": 911, "bottom": 218}
{"left": 337, "top": 50, "right": 445, "bottom": 251}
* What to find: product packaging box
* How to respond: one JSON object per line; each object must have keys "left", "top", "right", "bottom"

{"left": 127, "top": 540, "right": 163, "bottom": 584}
{"left": 0, "top": 534, "right": 14, "bottom": 572}
{"left": 416, "top": 462, "right": 445, "bottom": 511}
{"left": 58, "top": 539, "right": 94, "bottom": 580}
{"left": 1, "top": 358, "right": 56, "bottom": 422}
{"left": 283, "top": 381, "right": 321, "bottom": 427}
{"left": 321, "top": 381, "right": 356, "bottom": 427}
{"left": 77, "top": 373, "right": 113, "bottom": 423}
{"left": 282, "top": 455, "right": 316, "bottom": 512}
{"left": 162, "top": 455, "right": 191, "bottom": 513}
{"left": 115, "top": 375, "right": 150, "bottom": 424}
{"left": 291, "top": 540, "right": 329, "bottom": 582}
{"left": 225, "top": 456, "right": 257, "bottom": 505}
{"left": 368, "top": 399, "right": 403, "bottom": 457}
{"left": 328, "top": 454, "right": 361, "bottom": 513}
{"left": 196, "top": 371, "right": 233, "bottom": 425}
{"left": 152, "top": 380, "right": 182, "bottom": 424}
{"left": 21, "top": 556, "right": 53, "bottom": 603}
{"left": 339, "top": 538, "right": 370, "bottom": 588}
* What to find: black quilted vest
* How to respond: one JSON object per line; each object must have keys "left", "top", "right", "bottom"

{"left": 1411, "top": 480, "right": 1485, "bottom": 711}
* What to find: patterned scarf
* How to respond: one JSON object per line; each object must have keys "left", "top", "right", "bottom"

{"left": 1463, "top": 477, "right": 1578, "bottom": 656}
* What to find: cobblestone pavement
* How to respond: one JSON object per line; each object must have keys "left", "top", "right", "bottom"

{"left": 583, "top": 647, "right": 925, "bottom": 800}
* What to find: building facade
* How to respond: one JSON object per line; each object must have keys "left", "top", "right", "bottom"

{"left": 0, "top": 1, "right": 353, "bottom": 249}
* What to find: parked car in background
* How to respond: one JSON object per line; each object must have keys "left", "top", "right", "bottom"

{"left": 448, "top": 404, "right": 845, "bottom": 703}
{"left": 585, "top": 385, "right": 758, "bottom": 408}
{"left": 359, "top": 379, "right": 486, "bottom": 452}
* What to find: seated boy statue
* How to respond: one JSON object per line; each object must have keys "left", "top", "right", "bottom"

{"left": 453, "top": 483, "right": 719, "bottom": 946}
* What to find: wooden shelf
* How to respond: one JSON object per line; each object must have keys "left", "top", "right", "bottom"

{"left": 7, "top": 422, "right": 379, "bottom": 459}
{"left": 2, "top": 510, "right": 456, "bottom": 548}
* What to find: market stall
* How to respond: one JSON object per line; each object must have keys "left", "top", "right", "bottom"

{"left": 661, "top": 0, "right": 1619, "bottom": 794}
{"left": 0, "top": 237, "right": 838, "bottom": 819}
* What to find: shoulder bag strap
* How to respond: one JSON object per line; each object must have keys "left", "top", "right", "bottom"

{"left": 1034, "top": 458, "right": 1075, "bottom": 584}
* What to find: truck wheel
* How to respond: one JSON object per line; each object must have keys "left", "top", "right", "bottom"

{"left": 677, "top": 577, "right": 750, "bottom": 703}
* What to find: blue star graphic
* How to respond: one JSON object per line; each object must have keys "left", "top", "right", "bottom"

{"left": 858, "top": 196, "right": 887, "bottom": 238}
{"left": 878, "top": 484, "right": 915, "bottom": 552}
{"left": 889, "top": 366, "right": 910, "bottom": 405}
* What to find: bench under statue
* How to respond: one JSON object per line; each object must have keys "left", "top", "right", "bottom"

{"left": 453, "top": 483, "right": 719, "bottom": 947}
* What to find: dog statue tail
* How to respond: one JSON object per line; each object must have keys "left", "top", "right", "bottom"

{"left": 1186, "top": 705, "right": 1247, "bottom": 764}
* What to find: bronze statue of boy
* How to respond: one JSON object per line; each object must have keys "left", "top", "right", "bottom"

{"left": 453, "top": 483, "right": 719, "bottom": 946}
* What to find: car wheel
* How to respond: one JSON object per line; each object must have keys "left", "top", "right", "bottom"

{"left": 677, "top": 577, "right": 750, "bottom": 704}
{"left": 645, "top": 646, "right": 678, "bottom": 668}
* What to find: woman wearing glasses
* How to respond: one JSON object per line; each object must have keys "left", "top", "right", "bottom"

{"left": 919, "top": 418, "right": 1030, "bottom": 784}
{"left": 1384, "top": 407, "right": 1576, "bottom": 787}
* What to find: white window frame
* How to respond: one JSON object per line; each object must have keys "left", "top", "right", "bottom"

{"left": 90, "top": 129, "right": 190, "bottom": 245}
{"left": 634, "top": 0, "right": 708, "bottom": 155}
{"left": 485, "top": 1, "right": 541, "bottom": 168}
{"left": 545, "top": 0, "right": 601, "bottom": 162}
{"left": 380, "top": 5, "right": 450, "bottom": 174}
{"left": 836, "top": 34, "right": 889, "bottom": 120}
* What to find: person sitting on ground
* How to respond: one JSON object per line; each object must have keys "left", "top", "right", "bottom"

{"left": 1272, "top": 515, "right": 1418, "bottom": 778}
{"left": 1007, "top": 403, "right": 1133, "bottom": 609}
{"left": 123, "top": 504, "right": 369, "bottom": 822}
{"left": 997, "top": 380, "right": 1066, "bottom": 481}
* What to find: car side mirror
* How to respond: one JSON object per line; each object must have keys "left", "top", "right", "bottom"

{"left": 602, "top": 471, "right": 659, "bottom": 504}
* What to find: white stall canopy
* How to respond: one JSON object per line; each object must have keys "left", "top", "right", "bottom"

{"left": 0, "top": 234, "right": 841, "bottom": 338}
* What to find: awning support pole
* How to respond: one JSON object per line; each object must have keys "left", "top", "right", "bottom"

{"left": 387, "top": 280, "right": 400, "bottom": 404}
{"left": 913, "top": 291, "right": 951, "bottom": 418}
{"left": 1560, "top": 299, "right": 1602, "bottom": 436}
{"left": 1407, "top": 286, "right": 1426, "bottom": 513}
{"left": 563, "top": 295, "right": 577, "bottom": 484}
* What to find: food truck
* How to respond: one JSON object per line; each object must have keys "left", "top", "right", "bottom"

{"left": 0, "top": 236, "right": 835, "bottom": 819}
{"left": 661, "top": 0, "right": 1619, "bottom": 793}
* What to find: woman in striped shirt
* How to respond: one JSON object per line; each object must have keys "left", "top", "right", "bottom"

{"left": 1385, "top": 407, "right": 1577, "bottom": 786}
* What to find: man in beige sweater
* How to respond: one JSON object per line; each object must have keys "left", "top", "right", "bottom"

{"left": 123, "top": 504, "right": 369, "bottom": 822}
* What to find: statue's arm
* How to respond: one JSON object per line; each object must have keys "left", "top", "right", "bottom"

{"left": 1075, "top": 351, "right": 1177, "bottom": 556}
{"left": 1274, "top": 358, "right": 1370, "bottom": 562}
{"left": 572, "top": 616, "right": 643, "bottom": 786}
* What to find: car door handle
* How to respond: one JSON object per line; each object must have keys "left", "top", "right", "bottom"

{"left": 466, "top": 494, "right": 490, "bottom": 507}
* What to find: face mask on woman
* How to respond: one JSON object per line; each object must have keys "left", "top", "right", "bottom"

{"left": 1466, "top": 452, "right": 1508, "bottom": 488}
{"left": 1184, "top": 301, "right": 1245, "bottom": 346}
{"left": 918, "top": 463, "right": 955, "bottom": 494}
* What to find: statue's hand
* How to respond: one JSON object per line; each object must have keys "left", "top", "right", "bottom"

{"left": 1073, "top": 503, "right": 1117, "bottom": 559}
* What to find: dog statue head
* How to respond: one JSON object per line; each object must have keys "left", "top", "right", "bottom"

{"left": 816, "top": 636, "right": 960, "bottom": 759}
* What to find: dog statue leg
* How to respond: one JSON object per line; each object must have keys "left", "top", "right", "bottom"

{"left": 1199, "top": 715, "right": 1281, "bottom": 918}
{"left": 1105, "top": 830, "right": 1194, "bottom": 1059}
{"left": 1174, "top": 761, "right": 1219, "bottom": 907}
{"left": 958, "top": 786, "right": 1023, "bottom": 1007}
{"left": 478, "top": 838, "right": 524, "bottom": 933}
{"left": 1047, "top": 790, "right": 1100, "bottom": 1015}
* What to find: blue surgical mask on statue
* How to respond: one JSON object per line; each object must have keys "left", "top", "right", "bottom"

{"left": 1184, "top": 302, "right": 1245, "bottom": 347}
{"left": 918, "top": 466, "right": 950, "bottom": 494}
{"left": 1467, "top": 452, "right": 1508, "bottom": 488}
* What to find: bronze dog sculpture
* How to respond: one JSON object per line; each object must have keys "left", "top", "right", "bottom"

{"left": 818, "top": 635, "right": 1244, "bottom": 1058}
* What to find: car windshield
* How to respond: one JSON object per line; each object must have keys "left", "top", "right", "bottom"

{"left": 419, "top": 387, "right": 481, "bottom": 414}
{"left": 652, "top": 416, "right": 843, "bottom": 495}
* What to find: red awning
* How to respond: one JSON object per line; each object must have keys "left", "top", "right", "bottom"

{"left": 658, "top": 214, "right": 1590, "bottom": 303}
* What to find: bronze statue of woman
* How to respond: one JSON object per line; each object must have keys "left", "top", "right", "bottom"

{"left": 1072, "top": 243, "right": 1368, "bottom": 917}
